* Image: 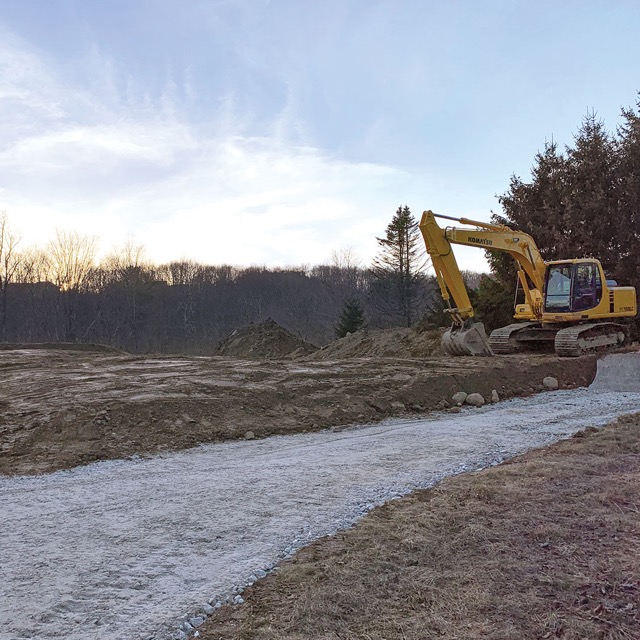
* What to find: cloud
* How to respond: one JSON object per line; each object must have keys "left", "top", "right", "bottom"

{"left": 0, "top": 23, "right": 493, "bottom": 273}
{"left": 0, "top": 31, "right": 417, "bottom": 267}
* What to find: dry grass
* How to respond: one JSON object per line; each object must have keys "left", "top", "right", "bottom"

{"left": 198, "top": 414, "right": 640, "bottom": 640}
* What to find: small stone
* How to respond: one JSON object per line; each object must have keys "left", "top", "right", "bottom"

{"left": 181, "top": 621, "right": 194, "bottom": 632}
{"left": 543, "top": 376, "right": 559, "bottom": 390}
{"left": 190, "top": 616, "right": 205, "bottom": 628}
{"left": 174, "top": 631, "right": 187, "bottom": 640}
{"left": 244, "top": 431, "right": 255, "bottom": 440}
{"left": 202, "top": 603, "right": 215, "bottom": 615}
{"left": 491, "top": 389, "right": 500, "bottom": 403}
{"left": 449, "top": 406, "right": 462, "bottom": 413}
{"left": 182, "top": 413, "right": 197, "bottom": 423}
{"left": 255, "top": 569, "right": 267, "bottom": 579}
{"left": 465, "top": 393, "right": 485, "bottom": 407}
{"left": 233, "top": 595, "right": 245, "bottom": 605}
{"left": 390, "top": 401, "right": 406, "bottom": 410}
{"left": 451, "top": 391, "right": 468, "bottom": 406}
{"left": 370, "top": 399, "right": 390, "bottom": 413}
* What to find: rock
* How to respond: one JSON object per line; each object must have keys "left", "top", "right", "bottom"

{"left": 390, "top": 401, "right": 406, "bottom": 410}
{"left": 244, "top": 430, "right": 255, "bottom": 440}
{"left": 202, "top": 603, "right": 215, "bottom": 615}
{"left": 174, "top": 631, "right": 187, "bottom": 640}
{"left": 451, "top": 391, "right": 468, "bottom": 406}
{"left": 465, "top": 393, "right": 485, "bottom": 407}
{"left": 255, "top": 569, "right": 267, "bottom": 579}
{"left": 543, "top": 376, "right": 559, "bottom": 390}
{"left": 233, "top": 595, "right": 245, "bottom": 605}
{"left": 182, "top": 413, "right": 197, "bottom": 424}
{"left": 491, "top": 389, "right": 500, "bottom": 403}
{"left": 449, "top": 406, "right": 462, "bottom": 413}
{"left": 370, "top": 399, "right": 390, "bottom": 413}
{"left": 190, "top": 616, "right": 205, "bottom": 628}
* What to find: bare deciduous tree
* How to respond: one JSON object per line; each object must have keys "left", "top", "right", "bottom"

{"left": 0, "top": 212, "right": 22, "bottom": 340}
{"left": 47, "top": 230, "right": 98, "bottom": 292}
{"left": 47, "top": 230, "right": 98, "bottom": 340}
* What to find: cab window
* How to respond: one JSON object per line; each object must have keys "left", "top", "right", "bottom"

{"left": 544, "top": 262, "right": 602, "bottom": 313}
{"left": 545, "top": 265, "right": 572, "bottom": 312}
{"left": 573, "top": 263, "right": 599, "bottom": 311}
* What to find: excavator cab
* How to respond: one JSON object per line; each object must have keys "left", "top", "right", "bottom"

{"left": 544, "top": 261, "right": 603, "bottom": 313}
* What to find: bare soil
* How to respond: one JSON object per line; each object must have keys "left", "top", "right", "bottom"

{"left": 306, "top": 326, "right": 444, "bottom": 360}
{"left": 217, "top": 319, "right": 318, "bottom": 358}
{"left": 0, "top": 345, "right": 595, "bottom": 476}
{"left": 198, "top": 413, "right": 640, "bottom": 640}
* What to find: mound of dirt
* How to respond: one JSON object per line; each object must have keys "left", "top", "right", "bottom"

{"left": 308, "top": 327, "right": 444, "bottom": 360}
{"left": 217, "top": 319, "right": 318, "bottom": 359}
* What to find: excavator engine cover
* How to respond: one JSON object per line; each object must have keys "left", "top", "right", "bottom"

{"left": 442, "top": 319, "right": 494, "bottom": 357}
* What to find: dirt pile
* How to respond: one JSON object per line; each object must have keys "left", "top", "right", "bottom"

{"left": 216, "top": 319, "right": 318, "bottom": 359}
{"left": 308, "top": 327, "right": 443, "bottom": 360}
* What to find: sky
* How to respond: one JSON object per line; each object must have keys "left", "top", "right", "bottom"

{"left": 1, "top": 0, "right": 640, "bottom": 271}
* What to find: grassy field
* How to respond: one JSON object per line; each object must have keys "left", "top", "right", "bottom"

{"left": 199, "top": 414, "right": 640, "bottom": 640}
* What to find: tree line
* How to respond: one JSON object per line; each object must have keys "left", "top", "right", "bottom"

{"left": 0, "top": 219, "right": 445, "bottom": 353}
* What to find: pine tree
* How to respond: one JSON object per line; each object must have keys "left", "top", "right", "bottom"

{"left": 370, "top": 205, "right": 427, "bottom": 327}
{"left": 335, "top": 298, "right": 365, "bottom": 338}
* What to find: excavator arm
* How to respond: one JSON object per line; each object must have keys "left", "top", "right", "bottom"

{"left": 419, "top": 210, "right": 548, "bottom": 356}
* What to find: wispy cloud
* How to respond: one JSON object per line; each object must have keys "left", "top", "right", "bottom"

{"left": 0, "top": 30, "right": 415, "bottom": 266}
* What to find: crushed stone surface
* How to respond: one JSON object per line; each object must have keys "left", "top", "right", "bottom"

{"left": 2, "top": 372, "right": 640, "bottom": 639}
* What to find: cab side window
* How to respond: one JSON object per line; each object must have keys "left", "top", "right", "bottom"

{"left": 573, "top": 263, "right": 599, "bottom": 311}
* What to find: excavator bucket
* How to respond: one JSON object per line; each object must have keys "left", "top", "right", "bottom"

{"left": 442, "top": 319, "right": 494, "bottom": 357}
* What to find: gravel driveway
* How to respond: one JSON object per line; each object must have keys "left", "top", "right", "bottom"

{"left": 2, "top": 356, "right": 640, "bottom": 640}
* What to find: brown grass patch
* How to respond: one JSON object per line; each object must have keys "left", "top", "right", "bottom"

{"left": 198, "top": 414, "right": 640, "bottom": 640}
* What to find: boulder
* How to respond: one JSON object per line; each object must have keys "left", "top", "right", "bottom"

{"left": 543, "top": 376, "right": 559, "bottom": 391}
{"left": 465, "top": 393, "right": 486, "bottom": 407}
{"left": 451, "top": 391, "right": 468, "bottom": 406}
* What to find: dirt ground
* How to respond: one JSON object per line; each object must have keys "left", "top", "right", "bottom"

{"left": 198, "top": 413, "right": 640, "bottom": 640}
{"left": 0, "top": 343, "right": 596, "bottom": 476}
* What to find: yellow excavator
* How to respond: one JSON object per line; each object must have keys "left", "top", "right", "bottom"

{"left": 419, "top": 210, "right": 637, "bottom": 357}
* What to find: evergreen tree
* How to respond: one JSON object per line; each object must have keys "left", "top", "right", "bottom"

{"left": 370, "top": 205, "right": 427, "bottom": 327}
{"left": 616, "top": 96, "right": 640, "bottom": 292}
{"left": 335, "top": 298, "right": 365, "bottom": 338}
{"left": 492, "top": 104, "right": 640, "bottom": 337}
{"left": 497, "top": 113, "right": 618, "bottom": 268}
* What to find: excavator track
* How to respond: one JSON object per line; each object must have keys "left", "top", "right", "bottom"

{"left": 554, "top": 322, "right": 629, "bottom": 357}
{"left": 488, "top": 322, "right": 540, "bottom": 354}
